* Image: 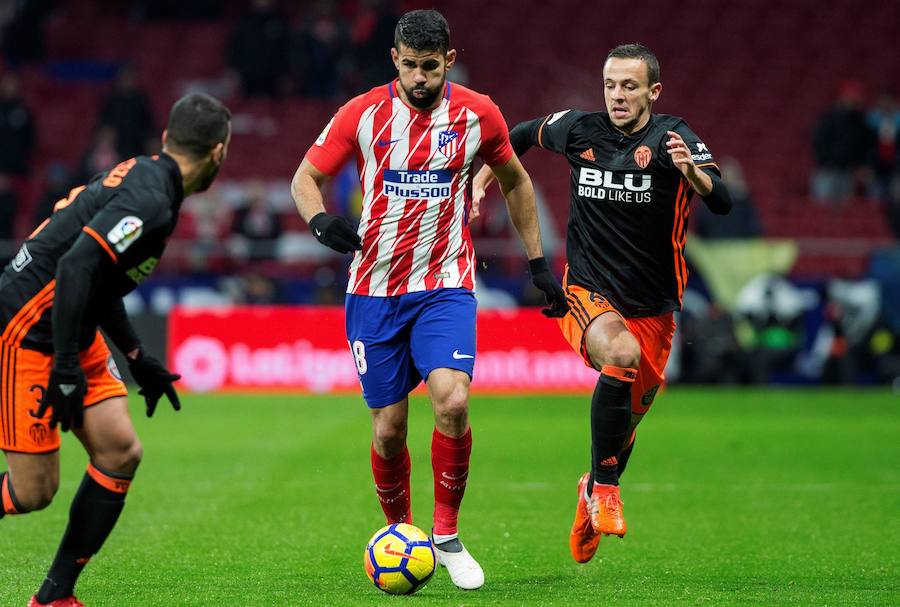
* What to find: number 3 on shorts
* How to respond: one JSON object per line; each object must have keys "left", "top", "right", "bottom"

{"left": 350, "top": 340, "right": 367, "bottom": 374}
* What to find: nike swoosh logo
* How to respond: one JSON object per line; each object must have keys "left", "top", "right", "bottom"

{"left": 314, "top": 228, "right": 322, "bottom": 236}
{"left": 452, "top": 350, "right": 474, "bottom": 359}
{"left": 383, "top": 542, "right": 425, "bottom": 562}
{"left": 442, "top": 471, "right": 468, "bottom": 481}
{"left": 377, "top": 138, "right": 401, "bottom": 147}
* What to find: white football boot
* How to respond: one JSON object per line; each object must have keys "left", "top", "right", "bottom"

{"left": 434, "top": 536, "right": 484, "bottom": 590}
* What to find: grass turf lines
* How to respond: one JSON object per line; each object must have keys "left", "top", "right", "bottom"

{"left": 1, "top": 389, "right": 897, "bottom": 606}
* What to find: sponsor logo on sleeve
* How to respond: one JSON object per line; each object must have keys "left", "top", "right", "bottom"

{"left": 107, "top": 216, "right": 144, "bottom": 253}
{"left": 691, "top": 142, "right": 713, "bottom": 162}
{"left": 126, "top": 256, "right": 159, "bottom": 284}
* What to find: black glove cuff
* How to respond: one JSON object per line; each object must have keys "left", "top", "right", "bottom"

{"left": 528, "top": 257, "right": 550, "bottom": 277}
{"left": 127, "top": 349, "right": 145, "bottom": 366}
{"left": 309, "top": 212, "right": 328, "bottom": 236}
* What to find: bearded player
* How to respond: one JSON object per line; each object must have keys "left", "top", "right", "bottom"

{"left": 473, "top": 44, "right": 732, "bottom": 563}
{"left": 291, "top": 9, "right": 566, "bottom": 590}
{"left": 0, "top": 93, "right": 230, "bottom": 606}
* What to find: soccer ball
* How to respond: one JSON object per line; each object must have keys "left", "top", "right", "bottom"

{"left": 364, "top": 523, "right": 436, "bottom": 595}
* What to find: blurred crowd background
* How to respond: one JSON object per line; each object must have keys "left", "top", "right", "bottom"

{"left": 1, "top": 0, "right": 899, "bottom": 386}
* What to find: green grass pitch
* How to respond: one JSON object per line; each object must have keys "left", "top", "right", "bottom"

{"left": 1, "top": 388, "right": 897, "bottom": 605}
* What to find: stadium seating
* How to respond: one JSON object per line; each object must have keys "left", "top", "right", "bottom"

{"left": 10, "top": 0, "right": 898, "bottom": 276}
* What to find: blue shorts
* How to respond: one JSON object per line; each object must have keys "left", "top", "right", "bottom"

{"left": 345, "top": 288, "right": 476, "bottom": 408}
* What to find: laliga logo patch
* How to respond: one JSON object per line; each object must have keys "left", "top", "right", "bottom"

{"left": 438, "top": 130, "right": 459, "bottom": 158}
{"left": 634, "top": 145, "right": 652, "bottom": 169}
{"left": 107, "top": 355, "right": 122, "bottom": 381}
{"left": 316, "top": 117, "right": 335, "bottom": 146}
{"left": 642, "top": 384, "right": 660, "bottom": 407}
{"left": 107, "top": 216, "right": 143, "bottom": 253}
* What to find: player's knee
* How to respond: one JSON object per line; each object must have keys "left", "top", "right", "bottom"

{"left": 95, "top": 438, "right": 143, "bottom": 475}
{"left": 433, "top": 383, "right": 469, "bottom": 425}
{"left": 373, "top": 423, "right": 407, "bottom": 456}
{"left": 604, "top": 332, "right": 641, "bottom": 370}
{"left": 15, "top": 477, "right": 59, "bottom": 512}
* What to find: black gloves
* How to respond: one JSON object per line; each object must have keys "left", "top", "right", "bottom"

{"left": 529, "top": 257, "right": 569, "bottom": 318}
{"left": 37, "top": 357, "right": 88, "bottom": 431}
{"left": 309, "top": 212, "right": 362, "bottom": 254}
{"left": 128, "top": 350, "right": 181, "bottom": 418}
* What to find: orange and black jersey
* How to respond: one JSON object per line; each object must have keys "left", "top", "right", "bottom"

{"left": 511, "top": 110, "right": 728, "bottom": 317}
{"left": 0, "top": 153, "right": 183, "bottom": 354}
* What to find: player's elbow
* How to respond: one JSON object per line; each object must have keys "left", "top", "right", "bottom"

{"left": 500, "top": 171, "right": 533, "bottom": 202}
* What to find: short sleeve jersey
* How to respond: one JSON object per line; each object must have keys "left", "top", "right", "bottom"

{"left": 529, "top": 110, "right": 719, "bottom": 316}
{"left": 305, "top": 80, "right": 513, "bottom": 297}
{"left": 0, "top": 154, "right": 184, "bottom": 352}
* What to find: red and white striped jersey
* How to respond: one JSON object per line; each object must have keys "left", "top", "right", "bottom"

{"left": 305, "top": 80, "right": 513, "bottom": 297}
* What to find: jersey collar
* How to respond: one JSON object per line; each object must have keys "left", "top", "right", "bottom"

{"left": 158, "top": 152, "right": 185, "bottom": 204}
{"left": 603, "top": 112, "right": 655, "bottom": 139}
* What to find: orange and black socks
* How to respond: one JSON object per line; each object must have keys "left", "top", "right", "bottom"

{"left": 589, "top": 366, "right": 636, "bottom": 488}
{"left": 1, "top": 471, "right": 23, "bottom": 518}
{"left": 432, "top": 427, "right": 472, "bottom": 536}
{"left": 37, "top": 462, "right": 133, "bottom": 603}
{"left": 371, "top": 444, "right": 412, "bottom": 524}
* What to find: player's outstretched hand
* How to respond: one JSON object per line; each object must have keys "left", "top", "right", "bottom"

{"left": 128, "top": 351, "right": 182, "bottom": 418}
{"left": 469, "top": 164, "right": 495, "bottom": 221}
{"left": 665, "top": 130, "right": 696, "bottom": 178}
{"left": 309, "top": 212, "right": 363, "bottom": 254}
{"left": 469, "top": 185, "right": 485, "bottom": 221}
{"left": 38, "top": 360, "right": 88, "bottom": 431}
{"left": 528, "top": 257, "right": 569, "bottom": 318}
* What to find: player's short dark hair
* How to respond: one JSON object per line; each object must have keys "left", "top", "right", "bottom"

{"left": 394, "top": 9, "right": 450, "bottom": 54}
{"left": 607, "top": 44, "right": 660, "bottom": 85}
{"left": 165, "top": 93, "right": 231, "bottom": 157}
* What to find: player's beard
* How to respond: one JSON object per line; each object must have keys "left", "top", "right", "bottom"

{"left": 403, "top": 77, "right": 444, "bottom": 109}
{"left": 195, "top": 160, "right": 221, "bottom": 192}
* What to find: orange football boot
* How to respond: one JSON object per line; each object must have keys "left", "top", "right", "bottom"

{"left": 28, "top": 596, "right": 84, "bottom": 607}
{"left": 588, "top": 483, "right": 627, "bottom": 537}
{"left": 569, "top": 472, "right": 601, "bottom": 563}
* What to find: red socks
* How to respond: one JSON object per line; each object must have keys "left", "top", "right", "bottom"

{"left": 370, "top": 444, "right": 412, "bottom": 524}
{"left": 431, "top": 427, "right": 472, "bottom": 536}
{"left": 371, "top": 428, "right": 473, "bottom": 534}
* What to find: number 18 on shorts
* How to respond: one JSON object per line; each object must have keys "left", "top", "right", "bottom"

{"left": 345, "top": 288, "right": 477, "bottom": 408}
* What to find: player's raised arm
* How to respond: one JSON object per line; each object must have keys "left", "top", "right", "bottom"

{"left": 666, "top": 128, "right": 732, "bottom": 215}
{"left": 491, "top": 155, "right": 568, "bottom": 318}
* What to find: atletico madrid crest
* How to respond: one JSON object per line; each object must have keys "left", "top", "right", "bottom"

{"left": 438, "top": 130, "right": 459, "bottom": 158}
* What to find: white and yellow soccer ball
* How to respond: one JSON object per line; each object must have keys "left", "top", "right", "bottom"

{"left": 364, "top": 523, "right": 436, "bottom": 595}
